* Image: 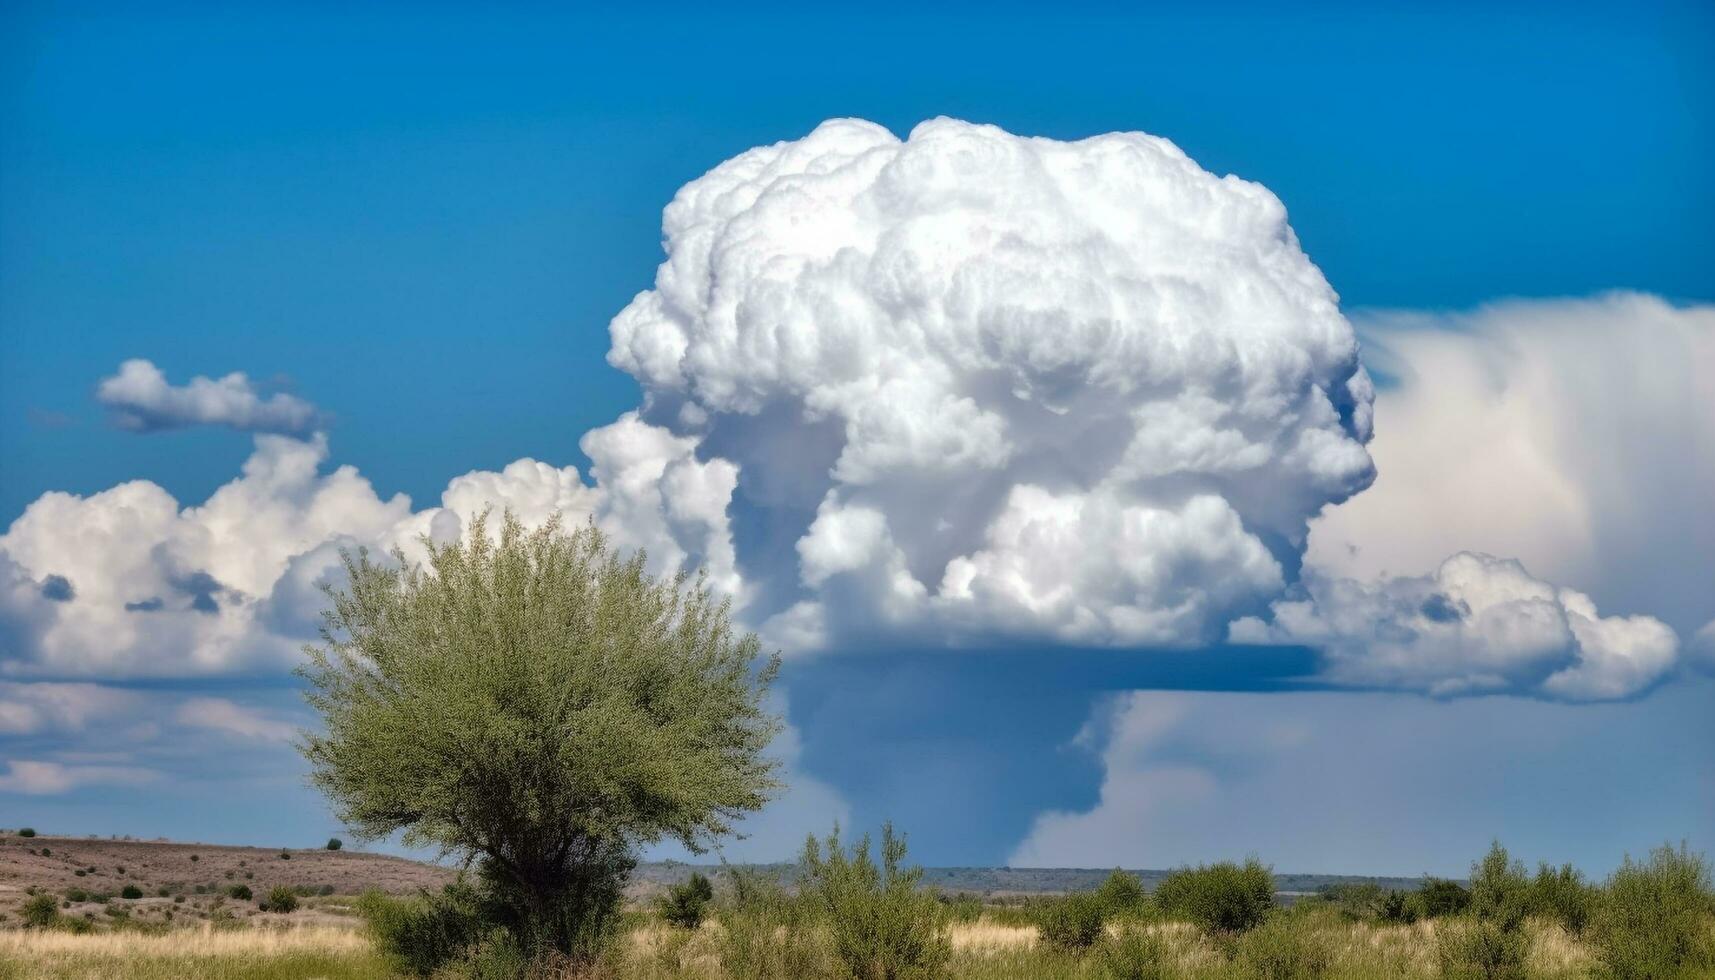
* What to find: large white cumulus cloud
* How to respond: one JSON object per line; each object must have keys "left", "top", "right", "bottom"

{"left": 0, "top": 414, "right": 736, "bottom": 677}
{"left": 611, "top": 117, "right": 1376, "bottom": 649}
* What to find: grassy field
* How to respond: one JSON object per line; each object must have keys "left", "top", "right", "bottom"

{"left": 0, "top": 914, "right": 1637, "bottom": 980}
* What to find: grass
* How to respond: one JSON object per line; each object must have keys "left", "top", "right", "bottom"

{"left": 0, "top": 924, "right": 392, "bottom": 980}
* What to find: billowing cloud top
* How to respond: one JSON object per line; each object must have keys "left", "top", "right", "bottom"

{"left": 1, "top": 120, "right": 1703, "bottom": 706}
{"left": 98, "top": 359, "right": 324, "bottom": 437}
{"left": 612, "top": 118, "right": 1376, "bottom": 649}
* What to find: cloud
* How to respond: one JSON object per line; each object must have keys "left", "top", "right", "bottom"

{"left": 610, "top": 117, "right": 1376, "bottom": 650}
{"left": 97, "top": 359, "right": 325, "bottom": 437}
{"left": 0, "top": 759, "right": 158, "bottom": 795}
{"left": 1009, "top": 684, "right": 1715, "bottom": 874}
{"left": 0, "top": 414, "right": 735, "bottom": 677}
{"left": 174, "top": 697, "right": 298, "bottom": 742}
{"left": 1231, "top": 552, "right": 1679, "bottom": 701}
{"left": 1308, "top": 293, "right": 1715, "bottom": 636}
{"left": 0, "top": 682, "right": 139, "bottom": 735}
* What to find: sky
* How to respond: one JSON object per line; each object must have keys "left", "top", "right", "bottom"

{"left": 1, "top": 1, "right": 1712, "bottom": 877}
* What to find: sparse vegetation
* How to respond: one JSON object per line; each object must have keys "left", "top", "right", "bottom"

{"left": 259, "top": 886, "right": 300, "bottom": 914}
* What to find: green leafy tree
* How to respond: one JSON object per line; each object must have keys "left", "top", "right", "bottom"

{"left": 1589, "top": 842, "right": 1715, "bottom": 979}
{"left": 299, "top": 512, "right": 781, "bottom": 961}
{"left": 1094, "top": 869, "right": 1148, "bottom": 916}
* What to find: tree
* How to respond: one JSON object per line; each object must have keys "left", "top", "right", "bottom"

{"left": 658, "top": 871, "right": 715, "bottom": 929}
{"left": 326, "top": 837, "right": 343, "bottom": 851}
{"left": 299, "top": 513, "right": 781, "bottom": 961}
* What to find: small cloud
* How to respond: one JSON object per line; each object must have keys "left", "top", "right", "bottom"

{"left": 174, "top": 697, "right": 297, "bottom": 742}
{"left": 124, "top": 598, "right": 165, "bottom": 612}
{"left": 96, "top": 359, "right": 324, "bottom": 438}
{"left": 39, "top": 575, "right": 74, "bottom": 602}
{"left": 0, "top": 759, "right": 157, "bottom": 795}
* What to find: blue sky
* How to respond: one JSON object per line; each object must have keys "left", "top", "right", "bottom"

{"left": 2, "top": 1, "right": 1712, "bottom": 876}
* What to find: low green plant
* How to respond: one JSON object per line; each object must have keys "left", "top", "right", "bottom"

{"left": 227, "top": 884, "right": 253, "bottom": 901}
{"left": 359, "top": 882, "right": 491, "bottom": 977}
{"left": 1231, "top": 912, "right": 1334, "bottom": 980}
{"left": 120, "top": 884, "right": 144, "bottom": 899}
{"left": 1099, "top": 926, "right": 1174, "bottom": 980}
{"left": 260, "top": 885, "right": 300, "bottom": 913}
{"left": 1154, "top": 858, "right": 1275, "bottom": 934}
{"left": 21, "top": 892, "right": 58, "bottom": 928}
{"left": 65, "top": 888, "right": 88, "bottom": 903}
{"left": 658, "top": 870, "right": 715, "bottom": 929}
{"left": 798, "top": 822, "right": 950, "bottom": 980}
{"left": 1418, "top": 876, "right": 1471, "bottom": 917}
{"left": 17, "top": 827, "right": 35, "bottom": 838}
{"left": 327, "top": 837, "right": 343, "bottom": 850}
{"left": 1036, "top": 892, "right": 1107, "bottom": 952}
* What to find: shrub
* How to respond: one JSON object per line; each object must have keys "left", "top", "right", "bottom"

{"left": 1232, "top": 913, "right": 1334, "bottom": 980}
{"left": 227, "top": 884, "right": 252, "bottom": 901}
{"left": 21, "top": 893, "right": 58, "bottom": 928}
{"left": 279, "top": 850, "right": 291, "bottom": 860}
{"left": 65, "top": 889, "right": 88, "bottom": 903}
{"left": 359, "top": 882, "right": 492, "bottom": 977}
{"left": 1100, "top": 926, "right": 1174, "bottom": 980}
{"left": 39, "top": 848, "right": 49, "bottom": 856}
{"left": 189, "top": 854, "right": 199, "bottom": 863}
{"left": 1588, "top": 842, "right": 1715, "bottom": 980}
{"left": 1468, "top": 842, "right": 1529, "bottom": 927}
{"left": 798, "top": 823, "right": 950, "bottom": 980}
{"left": 658, "top": 870, "right": 714, "bottom": 929}
{"left": 1037, "top": 892, "right": 1107, "bottom": 952}
{"left": 326, "top": 837, "right": 343, "bottom": 851}
{"left": 17, "top": 828, "right": 35, "bottom": 838}
{"left": 55, "top": 915, "right": 94, "bottom": 934}
{"left": 1319, "top": 881, "right": 1384, "bottom": 921}
{"left": 1437, "top": 918, "right": 1529, "bottom": 980}
{"left": 259, "top": 886, "right": 299, "bottom": 913}
{"left": 1418, "top": 876, "right": 1471, "bottom": 917}
{"left": 73, "top": 869, "right": 86, "bottom": 877}
{"left": 1527, "top": 862, "right": 1593, "bottom": 935}
{"left": 1378, "top": 889, "right": 1419, "bottom": 924}
{"left": 1154, "top": 858, "right": 1274, "bottom": 933}
{"left": 1096, "top": 869, "right": 1149, "bottom": 917}
{"left": 940, "top": 892, "right": 985, "bottom": 923}
{"left": 120, "top": 885, "right": 143, "bottom": 899}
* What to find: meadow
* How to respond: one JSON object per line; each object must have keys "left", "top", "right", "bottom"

{"left": 3, "top": 839, "right": 1711, "bottom": 980}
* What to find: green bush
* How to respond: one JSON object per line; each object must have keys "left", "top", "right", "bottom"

{"left": 227, "top": 884, "right": 252, "bottom": 901}
{"left": 279, "top": 850, "right": 291, "bottom": 860}
{"left": 20, "top": 893, "right": 58, "bottom": 928}
{"left": 1588, "top": 842, "right": 1715, "bottom": 980}
{"left": 1418, "top": 877, "right": 1471, "bottom": 917}
{"left": 1468, "top": 842, "right": 1530, "bottom": 928}
{"left": 1154, "top": 858, "right": 1274, "bottom": 933}
{"left": 1319, "top": 881, "right": 1384, "bottom": 921}
{"left": 17, "top": 828, "right": 35, "bottom": 838}
{"left": 55, "top": 915, "right": 94, "bottom": 934}
{"left": 1099, "top": 926, "right": 1173, "bottom": 980}
{"left": 658, "top": 870, "right": 714, "bottom": 929}
{"left": 259, "top": 885, "right": 299, "bottom": 913}
{"left": 940, "top": 892, "right": 985, "bottom": 923}
{"left": 119, "top": 885, "right": 143, "bottom": 900}
{"left": 65, "top": 889, "right": 88, "bottom": 903}
{"left": 1037, "top": 892, "right": 1107, "bottom": 952}
{"left": 1231, "top": 913, "right": 1334, "bottom": 980}
{"left": 1378, "top": 889, "right": 1419, "bottom": 924}
{"left": 1527, "top": 862, "right": 1593, "bottom": 934}
{"left": 1096, "top": 869, "right": 1149, "bottom": 917}
{"left": 798, "top": 823, "right": 950, "bottom": 980}
{"left": 1437, "top": 918, "right": 1529, "bottom": 980}
{"left": 326, "top": 837, "right": 343, "bottom": 850}
{"left": 359, "top": 882, "right": 492, "bottom": 977}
